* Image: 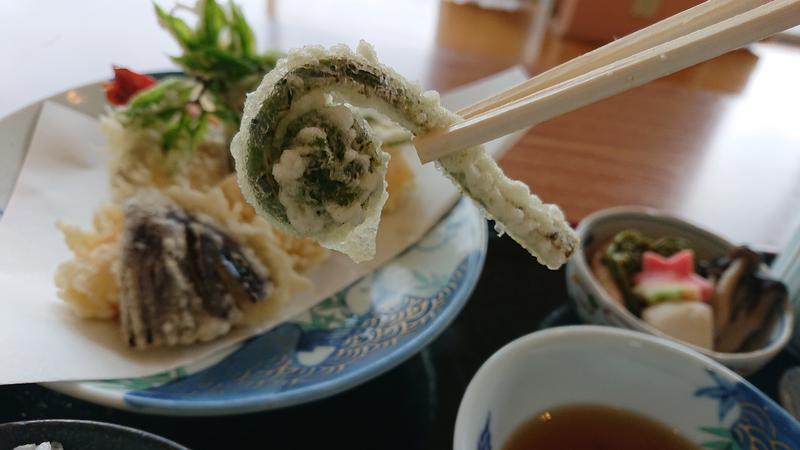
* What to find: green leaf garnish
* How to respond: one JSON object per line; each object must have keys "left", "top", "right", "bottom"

{"left": 115, "top": 0, "right": 285, "bottom": 158}
{"left": 200, "top": 0, "right": 225, "bottom": 46}
{"left": 154, "top": 0, "right": 282, "bottom": 89}
{"left": 154, "top": 4, "right": 195, "bottom": 50}
{"left": 229, "top": 1, "right": 255, "bottom": 55}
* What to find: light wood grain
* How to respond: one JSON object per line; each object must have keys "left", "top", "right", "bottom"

{"left": 502, "top": 42, "right": 800, "bottom": 251}
{"left": 457, "top": 0, "right": 767, "bottom": 119}
{"left": 428, "top": 3, "right": 800, "bottom": 251}
{"left": 416, "top": 0, "right": 800, "bottom": 162}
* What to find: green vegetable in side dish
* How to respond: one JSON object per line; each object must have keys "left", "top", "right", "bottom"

{"left": 601, "top": 229, "right": 691, "bottom": 315}
{"left": 649, "top": 235, "right": 692, "bottom": 259}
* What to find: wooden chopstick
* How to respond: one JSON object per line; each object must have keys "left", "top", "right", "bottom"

{"left": 416, "top": 0, "right": 800, "bottom": 164}
{"left": 458, "top": 0, "right": 768, "bottom": 120}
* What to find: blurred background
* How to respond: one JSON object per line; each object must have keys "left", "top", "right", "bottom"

{"left": 2, "top": 0, "right": 799, "bottom": 251}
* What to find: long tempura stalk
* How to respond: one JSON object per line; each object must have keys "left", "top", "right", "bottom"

{"left": 232, "top": 41, "right": 578, "bottom": 268}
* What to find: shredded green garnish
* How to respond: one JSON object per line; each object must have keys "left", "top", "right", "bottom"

{"left": 114, "top": 0, "right": 283, "bottom": 156}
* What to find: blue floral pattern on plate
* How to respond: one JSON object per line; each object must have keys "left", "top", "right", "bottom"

{"left": 49, "top": 198, "right": 488, "bottom": 415}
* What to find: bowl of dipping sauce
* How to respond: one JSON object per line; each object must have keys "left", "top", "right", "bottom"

{"left": 565, "top": 206, "right": 793, "bottom": 375}
{"left": 453, "top": 326, "right": 800, "bottom": 450}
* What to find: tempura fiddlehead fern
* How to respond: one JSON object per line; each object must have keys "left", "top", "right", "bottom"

{"left": 232, "top": 41, "right": 578, "bottom": 268}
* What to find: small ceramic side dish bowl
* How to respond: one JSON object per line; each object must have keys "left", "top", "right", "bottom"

{"left": 565, "top": 206, "right": 793, "bottom": 375}
{"left": 453, "top": 326, "right": 800, "bottom": 450}
{"left": 0, "top": 420, "right": 187, "bottom": 450}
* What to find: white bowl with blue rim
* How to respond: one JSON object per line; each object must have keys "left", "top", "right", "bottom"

{"left": 565, "top": 206, "right": 794, "bottom": 375}
{"left": 454, "top": 325, "right": 800, "bottom": 450}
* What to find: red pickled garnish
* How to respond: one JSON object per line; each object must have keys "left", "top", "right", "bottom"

{"left": 634, "top": 250, "right": 713, "bottom": 301}
{"left": 640, "top": 249, "right": 695, "bottom": 277}
{"left": 104, "top": 65, "right": 156, "bottom": 106}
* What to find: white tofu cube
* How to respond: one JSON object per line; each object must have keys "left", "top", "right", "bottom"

{"left": 642, "top": 302, "right": 714, "bottom": 350}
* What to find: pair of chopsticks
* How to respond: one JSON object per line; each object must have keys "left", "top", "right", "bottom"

{"left": 414, "top": 0, "right": 800, "bottom": 164}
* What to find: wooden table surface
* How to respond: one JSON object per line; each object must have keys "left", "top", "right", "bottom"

{"left": 3, "top": 0, "right": 800, "bottom": 250}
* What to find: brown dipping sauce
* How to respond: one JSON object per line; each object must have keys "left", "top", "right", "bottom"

{"left": 502, "top": 404, "right": 699, "bottom": 450}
